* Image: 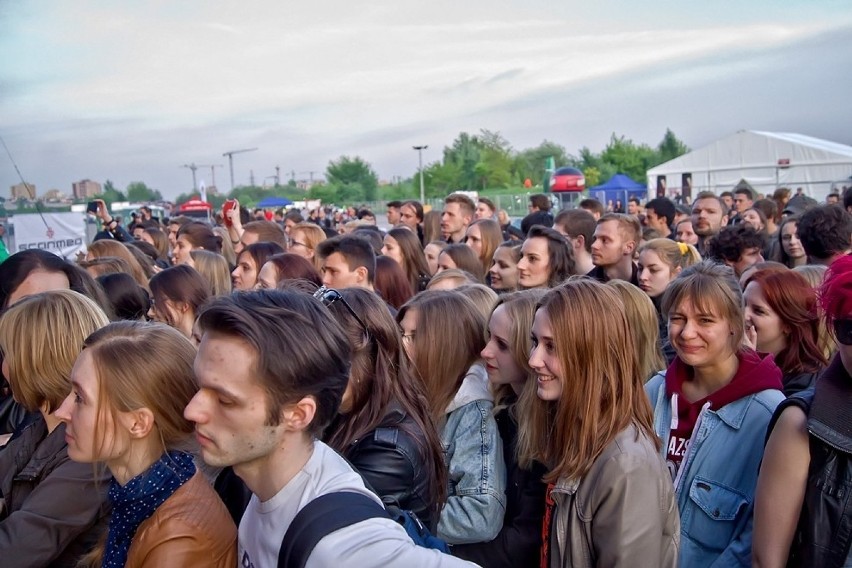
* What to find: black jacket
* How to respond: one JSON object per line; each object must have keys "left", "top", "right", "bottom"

{"left": 0, "top": 417, "right": 111, "bottom": 567}
{"left": 769, "top": 355, "right": 852, "bottom": 568}
{"left": 342, "top": 402, "right": 438, "bottom": 532}
{"left": 520, "top": 211, "right": 554, "bottom": 235}
{"left": 452, "top": 405, "right": 547, "bottom": 567}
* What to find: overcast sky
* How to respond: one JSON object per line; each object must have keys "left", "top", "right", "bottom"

{"left": 2, "top": 0, "right": 851, "bottom": 201}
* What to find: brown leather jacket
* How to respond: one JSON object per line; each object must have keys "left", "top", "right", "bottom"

{"left": 125, "top": 471, "right": 237, "bottom": 567}
{"left": 549, "top": 424, "right": 680, "bottom": 568}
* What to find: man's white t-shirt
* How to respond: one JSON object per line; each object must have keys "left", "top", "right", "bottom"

{"left": 238, "top": 440, "right": 477, "bottom": 568}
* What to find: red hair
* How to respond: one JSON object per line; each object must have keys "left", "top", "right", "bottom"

{"left": 747, "top": 269, "right": 827, "bottom": 374}
{"left": 820, "top": 254, "right": 852, "bottom": 330}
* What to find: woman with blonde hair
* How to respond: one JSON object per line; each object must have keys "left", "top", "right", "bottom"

{"left": 0, "top": 290, "right": 111, "bottom": 566}
{"left": 141, "top": 227, "right": 170, "bottom": 263}
{"left": 637, "top": 238, "right": 701, "bottom": 363}
{"left": 212, "top": 226, "right": 236, "bottom": 267}
{"left": 289, "top": 222, "right": 327, "bottom": 271}
{"left": 453, "top": 289, "right": 548, "bottom": 567}
{"left": 422, "top": 210, "right": 442, "bottom": 244}
{"left": 423, "top": 241, "right": 447, "bottom": 276}
{"left": 607, "top": 279, "right": 666, "bottom": 381}
{"left": 464, "top": 219, "right": 502, "bottom": 282}
{"left": 397, "top": 291, "right": 506, "bottom": 545}
{"left": 86, "top": 240, "right": 150, "bottom": 289}
{"left": 189, "top": 250, "right": 232, "bottom": 296}
{"left": 56, "top": 322, "right": 236, "bottom": 567}
{"left": 520, "top": 279, "right": 678, "bottom": 567}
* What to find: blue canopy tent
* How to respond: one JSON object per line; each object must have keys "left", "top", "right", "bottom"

{"left": 588, "top": 174, "right": 648, "bottom": 210}
{"left": 256, "top": 196, "right": 293, "bottom": 208}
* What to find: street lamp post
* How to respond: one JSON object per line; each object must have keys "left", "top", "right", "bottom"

{"left": 413, "top": 145, "right": 428, "bottom": 203}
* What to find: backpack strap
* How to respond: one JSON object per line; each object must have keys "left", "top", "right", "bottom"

{"left": 278, "top": 491, "right": 389, "bottom": 568}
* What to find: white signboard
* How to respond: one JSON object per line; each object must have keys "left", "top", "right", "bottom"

{"left": 13, "top": 212, "right": 87, "bottom": 259}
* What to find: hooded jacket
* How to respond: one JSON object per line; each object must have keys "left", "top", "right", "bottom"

{"left": 646, "top": 350, "right": 784, "bottom": 567}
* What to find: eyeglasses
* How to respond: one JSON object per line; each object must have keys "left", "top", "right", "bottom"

{"left": 834, "top": 318, "right": 852, "bottom": 346}
{"left": 313, "top": 286, "right": 370, "bottom": 335}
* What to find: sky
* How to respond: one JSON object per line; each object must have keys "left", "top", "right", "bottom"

{"left": 2, "top": 0, "right": 852, "bottom": 201}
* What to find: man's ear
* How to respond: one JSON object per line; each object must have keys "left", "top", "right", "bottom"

{"left": 355, "top": 266, "right": 368, "bottom": 284}
{"left": 281, "top": 396, "right": 317, "bottom": 433}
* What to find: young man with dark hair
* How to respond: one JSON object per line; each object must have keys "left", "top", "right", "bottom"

{"left": 627, "top": 197, "right": 642, "bottom": 217}
{"left": 554, "top": 209, "right": 596, "bottom": 275}
{"left": 386, "top": 201, "right": 403, "bottom": 226}
{"left": 187, "top": 291, "right": 473, "bottom": 568}
{"left": 797, "top": 204, "right": 852, "bottom": 266}
{"left": 826, "top": 192, "right": 841, "bottom": 206}
{"left": 732, "top": 187, "right": 755, "bottom": 224}
{"left": 643, "top": 197, "right": 676, "bottom": 239}
{"left": 520, "top": 194, "right": 554, "bottom": 235}
{"left": 719, "top": 191, "right": 735, "bottom": 212}
{"left": 475, "top": 197, "right": 496, "bottom": 220}
{"left": 578, "top": 198, "right": 605, "bottom": 221}
{"left": 704, "top": 224, "right": 765, "bottom": 276}
{"left": 588, "top": 213, "right": 641, "bottom": 284}
{"left": 317, "top": 234, "right": 376, "bottom": 290}
{"left": 690, "top": 191, "right": 730, "bottom": 255}
{"left": 441, "top": 193, "right": 475, "bottom": 243}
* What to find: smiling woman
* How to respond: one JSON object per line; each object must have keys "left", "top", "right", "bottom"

{"left": 645, "top": 260, "right": 785, "bottom": 567}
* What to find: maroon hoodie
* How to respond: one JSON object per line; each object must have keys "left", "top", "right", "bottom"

{"left": 664, "top": 349, "right": 783, "bottom": 477}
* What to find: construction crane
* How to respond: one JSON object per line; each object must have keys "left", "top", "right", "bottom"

{"left": 180, "top": 163, "right": 223, "bottom": 193}
{"left": 222, "top": 148, "right": 258, "bottom": 190}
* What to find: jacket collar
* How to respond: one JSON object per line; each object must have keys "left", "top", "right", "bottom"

{"left": 14, "top": 418, "right": 68, "bottom": 482}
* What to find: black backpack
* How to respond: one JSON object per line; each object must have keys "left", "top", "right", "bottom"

{"left": 277, "top": 491, "right": 448, "bottom": 568}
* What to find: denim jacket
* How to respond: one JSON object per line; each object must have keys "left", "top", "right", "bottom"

{"left": 646, "top": 372, "right": 784, "bottom": 567}
{"left": 438, "top": 364, "right": 507, "bottom": 545}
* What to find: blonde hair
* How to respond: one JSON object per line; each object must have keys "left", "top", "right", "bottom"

{"left": 86, "top": 321, "right": 198, "bottom": 455}
{"left": 467, "top": 219, "right": 502, "bottom": 276}
{"left": 86, "top": 240, "right": 149, "bottom": 289}
{"left": 425, "top": 268, "right": 477, "bottom": 291}
{"left": 639, "top": 238, "right": 701, "bottom": 272}
{"left": 212, "top": 226, "right": 236, "bottom": 266}
{"left": 455, "top": 284, "right": 499, "bottom": 326}
{"left": 292, "top": 222, "right": 328, "bottom": 271}
{"left": 488, "top": 289, "right": 547, "bottom": 412}
{"left": 397, "top": 291, "right": 486, "bottom": 421}
{"left": 517, "top": 279, "right": 658, "bottom": 482}
{"left": 189, "top": 250, "right": 232, "bottom": 296}
{"left": 0, "top": 290, "right": 108, "bottom": 413}
{"left": 606, "top": 280, "right": 665, "bottom": 380}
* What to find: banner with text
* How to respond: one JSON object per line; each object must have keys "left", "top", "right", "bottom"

{"left": 14, "top": 213, "right": 87, "bottom": 259}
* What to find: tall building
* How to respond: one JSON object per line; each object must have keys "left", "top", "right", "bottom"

{"left": 10, "top": 182, "right": 35, "bottom": 200}
{"left": 72, "top": 179, "right": 101, "bottom": 200}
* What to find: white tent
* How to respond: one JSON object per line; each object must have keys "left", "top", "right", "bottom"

{"left": 646, "top": 130, "right": 852, "bottom": 201}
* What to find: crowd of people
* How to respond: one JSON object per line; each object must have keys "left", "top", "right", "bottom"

{"left": 0, "top": 184, "right": 850, "bottom": 567}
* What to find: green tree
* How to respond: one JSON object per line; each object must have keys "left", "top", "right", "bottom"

{"left": 599, "top": 134, "right": 657, "bottom": 183}
{"left": 126, "top": 181, "right": 162, "bottom": 202}
{"left": 583, "top": 166, "right": 602, "bottom": 189}
{"left": 326, "top": 156, "right": 379, "bottom": 202}
{"left": 443, "top": 132, "right": 484, "bottom": 190}
{"left": 97, "top": 179, "right": 126, "bottom": 204}
{"left": 515, "top": 140, "right": 569, "bottom": 187}
{"left": 656, "top": 128, "right": 690, "bottom": 164}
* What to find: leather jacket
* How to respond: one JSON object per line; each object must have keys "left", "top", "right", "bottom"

{"left": 0, "top": 417, "right": 111, "bottom": 567}
{"left": 549, "top": 424, "right": 680, "bottom": 568}
{"left": 343, "top": 402, "right": 438, "bottom": 531}
{"left": 126, "top": 471, "right": 237, "bottom": 567}
{"left": 768, "top": 355, "right": 852, "bottom": 568}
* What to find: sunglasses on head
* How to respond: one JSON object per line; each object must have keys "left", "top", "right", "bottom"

{"left": 313, "top": 286, "right": 370, "bottom": 335}
{"left": 834, "top": 318, "right": 852, "bottom": 346}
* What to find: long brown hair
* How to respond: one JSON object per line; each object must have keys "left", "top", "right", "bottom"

{"left": 388, "top": 228, "right": 430, "bottom": 291}
{"left": 397, "top": 291, "right": 486, "bottom": 421}
{"left": 606, "top": 280, "right": 666, "bottom": 380}
{"left": 467, "top": 219, "right": 502, "bottom": 276}
{"left": 517, "top": 279, "right": 658, "bottom": 483}
{"left": 324, "top": 288, "right": 447, "bottom": 510}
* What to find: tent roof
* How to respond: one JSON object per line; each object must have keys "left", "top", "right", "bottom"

{"left": 647, "top": 130, "right": 852, "bottom": 176}
{"left": 589, "top": 174, "right": 646, "bottom": 191}
{"left": 257, "top": 196, "right": 293, "bottom": 208}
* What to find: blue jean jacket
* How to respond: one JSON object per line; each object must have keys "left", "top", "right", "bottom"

{"left": 438, "top": 398, "right": 507, "bottom": 545}
{"left": 646, "top": 373, "right": 784, "bottom": 567}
